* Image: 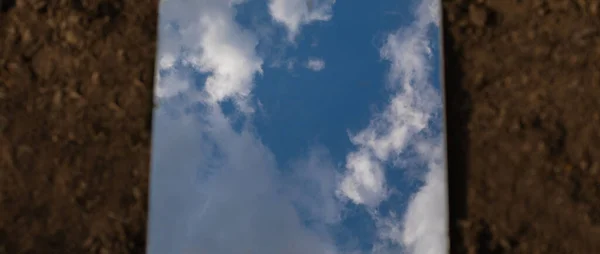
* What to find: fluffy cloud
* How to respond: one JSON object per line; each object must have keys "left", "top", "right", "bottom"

{"left": 156, "top": 0, "right": 263, "bottom": 112}
{"left": 337, "top": 150, "right": 388, "bottom": 208}
{"left": 268, "top": 0, "right": 336, "bottom": 41}
{"left": 337, "top": 0, "right": 441, "bottom": 208}
{"left": 336, "top": 0, "right": 447, "bottom": 253}
{"left": 401, "top": 140, "right": 448, "bottom": 254}
{"left": 306, "top": 57, "right": 326, "bottom": 71}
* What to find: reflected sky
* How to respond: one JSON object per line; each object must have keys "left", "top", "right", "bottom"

{"left": 148, "top": 0, "right": 446, "bottom": 253}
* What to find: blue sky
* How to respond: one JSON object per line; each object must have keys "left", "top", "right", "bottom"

{"left": 148, "top": 0, "right": 447, "bottom": 253}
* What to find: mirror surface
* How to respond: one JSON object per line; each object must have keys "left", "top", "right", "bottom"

{"left": 147, "top": 0, "right": 447, "bottom": 253}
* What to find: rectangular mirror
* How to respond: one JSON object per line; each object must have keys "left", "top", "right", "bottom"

{"left": 147, "top": 0, "right": 448, "bottom": 253}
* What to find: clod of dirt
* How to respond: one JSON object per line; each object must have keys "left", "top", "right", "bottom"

{"left": 468, "top": 4, "right": 488, "bottom": 27}
{"left": 64, "top": 30, "right": 79, "bottom": 45}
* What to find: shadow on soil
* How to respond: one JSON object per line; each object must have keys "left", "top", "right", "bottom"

{"left": 442, "top": 7, "right": 471, "bottom": 254}
{"left": 0, "top": 0, "right": 14, "bottom": 13}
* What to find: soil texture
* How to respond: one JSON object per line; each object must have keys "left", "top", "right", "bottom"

{"left": 0, "top": 0, "right": 157, "bottom": 253}
{"left": 444, "top": 0, "right": 600, "bottom": 253}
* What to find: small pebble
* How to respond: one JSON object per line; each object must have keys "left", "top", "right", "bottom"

{"left": 64, "top": 31, "right": 78, "bottom": 45}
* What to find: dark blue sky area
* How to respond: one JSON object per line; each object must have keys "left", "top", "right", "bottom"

{"left": 240, "top": 0, "right": 429, "bottom": 167}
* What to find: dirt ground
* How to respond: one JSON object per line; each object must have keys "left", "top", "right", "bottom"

{"left": 0, "top": 0, "right": 156, "bottom": 253}
{"left": 3, "top": 0, "right": 600, "bottom": 253}
{"left": 444, "top": 0, "right": 600, "bottom": 253}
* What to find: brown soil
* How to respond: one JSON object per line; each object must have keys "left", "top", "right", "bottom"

{"left": 444, "top": 0, "right": 600, "bottom": 253}
{"left": 0, "top": 0, "right": 156, "bottom": 253}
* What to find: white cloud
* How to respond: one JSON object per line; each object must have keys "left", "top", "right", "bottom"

{"left": 156, "top": 0, "right": 263, "bottom": 112}
{"left": 401, "top": 140, "right": 447, "bottom": 254}
{"left": 154, "top": 66, "right": 191, "bottom": 98}
{"left": 306, "top": 58, "right": 326, "bottom": 71}
{"left": 268, "top": 0, "right": 336, "bottom": 41}
{"left": 159, "top": 53, "right": 177, "bottom": 69}
{"left": 369, "top": 138, "right": 447, "bottom": 254}
{"left": 271, "top": 57, "right": 297, "bottom": 71}
{"left": 286, "top": 146, "right": 343, "bottom": 226}
{"left": 337, "top": 150, "right": 387, "bottom": 208}
{"left": 148, "top": 107, "right": 341, "bottom": 254}
{"left": 336, "top": 0, "right": 447, "bottom": 253}
{"left": 338, "top": 0, "right": 441, "bottom": 208}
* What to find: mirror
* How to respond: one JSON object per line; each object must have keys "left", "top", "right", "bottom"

{"left": 147, "top": 0, "right": 447, "bottom": 253}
